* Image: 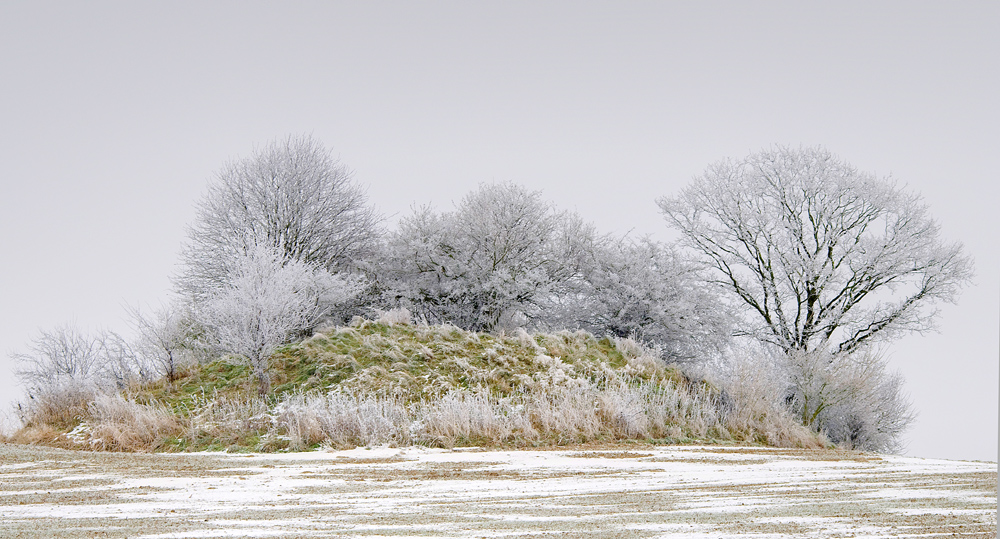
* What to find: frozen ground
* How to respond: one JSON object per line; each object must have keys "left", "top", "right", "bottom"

{"left": 0, "top": 443, "right": 995, "bottom": 538}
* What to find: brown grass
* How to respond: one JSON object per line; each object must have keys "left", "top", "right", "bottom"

{"left": 85, "top": 394, "right": 183, "bottom": 452}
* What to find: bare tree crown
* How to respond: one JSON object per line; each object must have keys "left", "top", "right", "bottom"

{"left": 177, "top": 135, "right": 380, "bottom": 300}
{"left": 658, "top": 146, "right": 972, "bottom": 355}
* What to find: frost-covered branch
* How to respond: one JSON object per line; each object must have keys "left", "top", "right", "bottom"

{"left": 177, "top": 135, "right": 380, "bottom": 302}
{"left": 658, "top": 146, "right": 972, "bottom": 356}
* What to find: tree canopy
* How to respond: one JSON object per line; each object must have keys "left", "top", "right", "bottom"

{"left": 177, "top": 135, "right": 380, "bottom": 300}
{"left": 658, "top": 146, "right": 972, "bottom": 355}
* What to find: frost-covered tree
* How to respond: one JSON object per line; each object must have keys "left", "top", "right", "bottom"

{"left": 12, "top": 325, "right": 150, "bottom": 426}
{"left": 12, "top": 325, "right": 151, "bottom": 394}
{"left": 13, "top": 325, "right": 114, "bottom": 396}
{"left": 658, "top": 146, "right": 963, "bottom": 450}
{"left": 559, "top": 238, "right": 732, "bottom": 362}
{"left": 125, "top": 302, "right": 196, "bottom": 383}
{"left": 783, "top": 348, "right": 914, "bottom": 452}
{"left": 658, "top": 146, "right": 972, "bottom": 356}
{"left": 178, "top": 135, "right": 380, "bottom": 301}
{"left": 379, "top": 183, "right": 727, "bottom": 353}
{"left": 380, "top": 182, "right": 586, "bottom": 332}
{"left": 199, "top": 244, "right": 362, "bottom": 395}
{"left": 99, "top": 331, "right": 151, "bottom": 389}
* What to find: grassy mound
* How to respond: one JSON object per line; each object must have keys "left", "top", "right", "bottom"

{"left": 9, "top": 318, "right": 824, "bottom": 452}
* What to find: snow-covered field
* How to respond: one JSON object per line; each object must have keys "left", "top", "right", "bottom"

{"left": 0, "top": 443, "right": 995, "bottom": 538}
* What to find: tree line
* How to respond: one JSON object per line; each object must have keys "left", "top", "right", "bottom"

{"left": 13, "top": 135, "right": 972, "bottom": 452}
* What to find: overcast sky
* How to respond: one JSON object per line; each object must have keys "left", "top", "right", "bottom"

{"left": 1, "top": 1, "right": 996, "bottom": 461}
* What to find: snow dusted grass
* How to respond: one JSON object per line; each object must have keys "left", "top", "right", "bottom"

{"left": 0, "top": 443, "right": 994, "bottom": 538}
{"left": 10, "top": 319, "right": 823, "bottom": 452}
{"left": 82, "top": 394, "right": 183, "bottom": 452}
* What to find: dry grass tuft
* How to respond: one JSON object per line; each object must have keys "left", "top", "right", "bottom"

{"left": 6, "top": 423, "right": 76, "bottom": 449}
{"left": 275, "top": 392, "right": 410, "bottom": 450}
{"left": 17, "top": 382, "right": 99, "bottom": 431}
{"left": 84, "top": 394, "right": 183, "bottom": 452}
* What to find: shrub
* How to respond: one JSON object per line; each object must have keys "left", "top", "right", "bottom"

{"left": 799, "top": 351, "right": 914, "bottom": 453}
{"left": 711, "top": 350, "right": 825, "bottom": 448}
{"left": 14, "top": 380, "right": 100, "bottom": 431}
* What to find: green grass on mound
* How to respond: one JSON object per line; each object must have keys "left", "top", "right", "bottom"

{"left": 145, "top": 320, "right": 687, "bottom": 404}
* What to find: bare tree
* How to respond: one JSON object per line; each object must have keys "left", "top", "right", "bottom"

{"left": 126, "top": 302, "right": 195, "bottom": 383}
{"left": 199, "top": 244, "right": 362, "bottom": 395}
{"left": 11, "top": 325, "right": 150, "bottom": 426}
{"left": 658, "top": 146, "right": 960, "bottom": 450}
{"left": 98, "top": 331, "right": 151, "bottom": 389}
{"left": 178, "top": 135, "right": 381, "bottom": 301}
{"left": 13, "top": 325, "right": 111, "bottom": 395}
{"left": 658, "top": 146, "right": 972, "bottom": 356}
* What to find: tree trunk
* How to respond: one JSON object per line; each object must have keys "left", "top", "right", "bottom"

{"left": 256, "top": 370, "right": 271, "bottom": 396}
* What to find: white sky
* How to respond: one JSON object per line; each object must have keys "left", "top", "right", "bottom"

{"left": 0, "top": 1, "right": 996, "bottom": 461}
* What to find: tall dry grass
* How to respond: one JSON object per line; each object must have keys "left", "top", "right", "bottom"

{"left": 15, "top": 381, "right": 101, "bottom": 430}
{"left": 183, "top": 393, "right": 274, "bottom": 448}
{"left": 84, "top": 394, "right": 183, "bottom": 451}
{"left": 269, "top": 378, "right": 822, "bottom": 450}
{"left": 274, "top": 392, "right": 410, "bottom": 450}
{"left": 8, "top": 377, "right": 822, "bottom": 452}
